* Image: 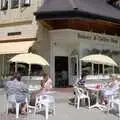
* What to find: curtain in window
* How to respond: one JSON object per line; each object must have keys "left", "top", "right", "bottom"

{"left": 21, "top": 0, "right": 30, "bottom": 7}
{"left": 11, "top": 0, "right": 19, "bottom": 8}
{"left": 1, "top": 0, "right": 8, "bottom": 10}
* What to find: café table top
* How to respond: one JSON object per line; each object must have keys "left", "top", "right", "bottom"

{"left": 85, "top": 83, "right": 105, "bottom": 91}
{"left": 28, "top": 85, "right": 41, "bottom": 92}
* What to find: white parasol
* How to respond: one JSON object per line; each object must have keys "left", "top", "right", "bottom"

{"left": 80, "top": 54, "right": 117, "bottom": 66}
{"left": 9, "top": 53, "right": 49, "bottom": 76}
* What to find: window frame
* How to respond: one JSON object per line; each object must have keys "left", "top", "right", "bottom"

{"left": 11, "top": 0, "right": 19, "bottom": 9}
{"left": 1, "top": 0, "right": 8, "bottom": 10}
{"left": 21, "top": 0, "right": 31, "bottom": 7}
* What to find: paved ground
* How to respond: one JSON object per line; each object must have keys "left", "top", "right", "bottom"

{"left": 0, "top": 88, "right": 119, "bottom": 120}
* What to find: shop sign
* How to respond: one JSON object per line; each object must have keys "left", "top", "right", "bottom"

{"left": 77, "top": 32, "right": 119, "bottom": 44}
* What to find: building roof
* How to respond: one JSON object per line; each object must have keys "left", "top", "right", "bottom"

{"left": 35, "top": 0, "right": 120, "bottom": 23}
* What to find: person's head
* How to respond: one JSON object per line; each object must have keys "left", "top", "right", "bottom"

{"left": 16, "top": 73, "right": 22, "bottom": 81}
{"left": 40, "top": 72, "right": 48, "bottom": 87}
{"left": 10, "top": 72, "right": 17, "bottom": 80}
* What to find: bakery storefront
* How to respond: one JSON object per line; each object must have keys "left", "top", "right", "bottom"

{"left": 50, "top": 29, "right": 120, "bottom": 87}
{"left": 34, "top": 0, "right": 120, "bottom": 87}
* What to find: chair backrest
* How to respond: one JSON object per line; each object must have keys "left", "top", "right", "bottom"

{"left": 112, "top": 90, "right": 120, "bottom": 100}
{"left": 7, "top": 94, "right": 16, "bottom": 103}
{"left": 74, "top": 86, "right": 84, "bottom": 96}
{"left": 35, "top": 95, "right": 55, "bottom": 109}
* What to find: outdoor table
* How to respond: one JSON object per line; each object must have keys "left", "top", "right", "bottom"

{"left": 85, "top": 83, "right": 106, "bottom": 110}
{"left": 28, "top": 88, "right": 40, "bottom": 93}
{"left": 28, "top": 85, "right": 41, "bottom": 92}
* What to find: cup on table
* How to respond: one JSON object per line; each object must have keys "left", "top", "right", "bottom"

{"left": 96, "top": 84, "right": 101, "bottom": 89}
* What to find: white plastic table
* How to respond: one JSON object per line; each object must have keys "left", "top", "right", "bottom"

{"left": 85, "top": 84, "right": 106, "bottom": 110}
{"left": 28, "top": 85, "right": 41, "bottom": 92}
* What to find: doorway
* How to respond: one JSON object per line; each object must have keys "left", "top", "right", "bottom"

{"left": 55, "top": 56, "right": 68, "bottom": 88}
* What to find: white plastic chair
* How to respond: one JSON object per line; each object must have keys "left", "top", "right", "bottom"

{"left": 7, "top": 94, "right": 20, "bottom": 119}
{"left": 7, "top": 94, "right": 28, "bottom": 119}
{"left": 34, "top": 95, "right": 55, "bottom": 120}
{"left": 74, "top": 86, "right": 90, "bottom": 109}
{"left": 108, "top": 92, "right": 120, "bottom": 114}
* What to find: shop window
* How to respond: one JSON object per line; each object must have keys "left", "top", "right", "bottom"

{"left": 11, "top": 0, "right": 19, "bottom": 9}
{"left": 21, "top": 0, "right": 30, "bottom": 7}
{"left": 1, "top": 0, "right": 8, "bottom": 10}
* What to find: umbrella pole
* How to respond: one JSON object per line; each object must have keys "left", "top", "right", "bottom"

{"left": 98, "top": 64, "right": 99, "bottom": 74}
{"left": 15, "top": 63, "right": 17, "bottom": 73}
{"left": 28, "top": 64, "right": 31, "bottom": 86}
{"left": 28, "top": 64, "right": 31, "bottom": 76}
{"left": 103, "top": 64, "right": 104, "bottom": 75}
{"left": 92, "top": 63, "right": 94, "bottom": 75}
{"left": 113, "top": 66, "right": 115, "bottom": 74}
{"left": 79, "top": 60, "right": 82, "bottom": 79}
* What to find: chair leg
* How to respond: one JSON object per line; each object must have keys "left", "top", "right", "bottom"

{"left": 45, "top": 105, "right": 49, "bottom": 120}
{"left": 34, "top": 105, "right": 37, "bottom": 114}
{"left": 87, "top": 98, "right": 90, "bottom": 108}
{"left": 16, "top": 103, "right": 20, "bottom": 119}
{"left": 107, "top": 100, "right": 111, "bottom": 112}
{"left": 39, "top": 103, "right": 42, "bottom": 110}
{"left": 6, "top": 103, "right": 9, "bottom": 114}
{"left": 53, "top": 104, "right": 55, "bottom": 115}
{"left": 74, "top": 97, "right": 77, "bottom": 106}
{"left": 118, "top": 103, "right": 120, "bottom": 116}
{"left": 77, "top": 98, "right": 80, "bottom": 109}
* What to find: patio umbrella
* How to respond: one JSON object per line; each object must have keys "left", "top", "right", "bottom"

{"left": 80, "top": 54, "right": 117, "bottom": 66}
{"left": 80, "top": 54, "right": 117, "bottom": 75}
{"left": 9, "top": 53, "right": 49, "bottom": 76}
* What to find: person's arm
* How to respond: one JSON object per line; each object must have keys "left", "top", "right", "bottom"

{"left": 44, "top": 78, "right": 53, "bottom": 91}
{"left": 21, "top": 83, "right": 28, "bottom": 93}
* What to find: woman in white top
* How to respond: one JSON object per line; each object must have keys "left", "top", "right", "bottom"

{"left": 38, "top": 74, "right": 53, "bottom": 94}
{"left": 30, "top": 73, "right": 53, "bottom": 106}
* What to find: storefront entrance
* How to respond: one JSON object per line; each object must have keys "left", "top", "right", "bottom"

{"left": 55, "top": 56, "right": 68, "bottom": 88}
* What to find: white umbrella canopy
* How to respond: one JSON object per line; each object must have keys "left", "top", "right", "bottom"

{"left": 80, "top": 54, "right": 117, "bottom": 66}
{"left": 9, "top": 53, "right": 49, "bottom": 85}
{"left": 9, "top": 53, "right": 49, "bottom": 66}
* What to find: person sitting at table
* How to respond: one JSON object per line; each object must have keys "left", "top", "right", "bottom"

{"left": 30, "top": 73, "right": 53, "bottom": 106}
{"left": 37, "top": 73, "right": 53, "bottom": 95}
{"left": 100, "top": 75, "right": 120, "bottom": 105}
{"left": 6, "top": 73, "right": 28, "bottom": 114}
{"left": 75, "top": 72, "right": 87, "bottom": 87}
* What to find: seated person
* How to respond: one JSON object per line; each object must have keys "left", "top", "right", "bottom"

{"left": 6, "top": 73, "right": 28, "bottom": 114}
{"left": 30, "top": 73, "right": 53, "bottom": 106}
{"left": 38, "top": 73, "right": 53, "bottom": 95}
{"left": 75, "top": 73, "right": 87, "bottom": 87}
{"left": 100, "top": 75, "right": 120, "bottom": 104}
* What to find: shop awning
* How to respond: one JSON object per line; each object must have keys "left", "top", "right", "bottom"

{"left": 0, "top": 41, "right": 35, "bottom": 54}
